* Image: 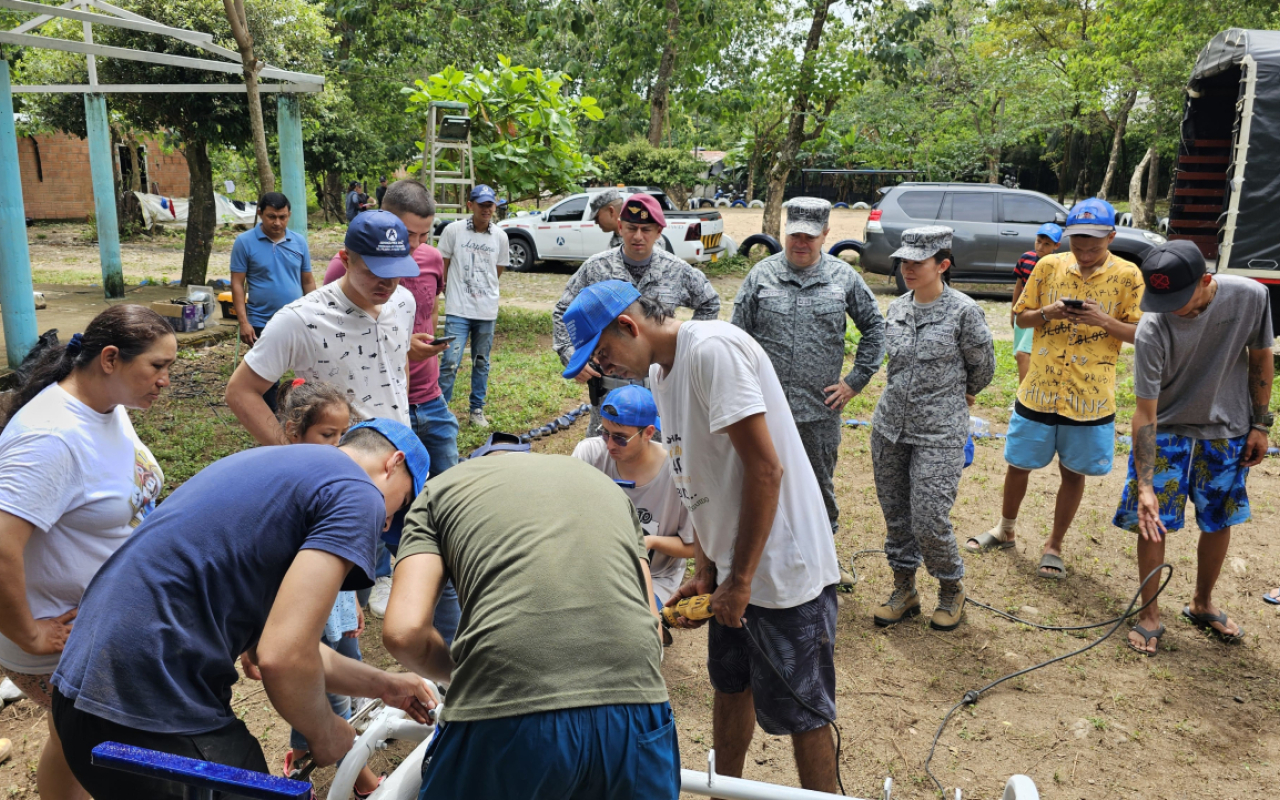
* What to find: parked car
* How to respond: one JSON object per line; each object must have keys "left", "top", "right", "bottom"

{"left": 861, "top": 183, "right": 1166, "bottom": 290}
{"left": 495, "top": 187, "right": 734, "bottom": 272}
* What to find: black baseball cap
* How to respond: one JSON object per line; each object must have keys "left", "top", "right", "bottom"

{"left": 1139, "top": 240, "right": 1207, "bottom": 313}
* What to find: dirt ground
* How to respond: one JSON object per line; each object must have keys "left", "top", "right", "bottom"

{"left": 1, "top": 219, "right": 1278, "bottom": 799}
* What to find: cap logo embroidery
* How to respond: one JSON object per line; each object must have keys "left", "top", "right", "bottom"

{"left": 1077, "top": 211, "right": 1097, "bottom": 220}
{"left": 640, "top": 210, "right": 649, "bottom": 219}
{"left": 1150, "top": 273, "right": 1171, "bottom": 290}
{"left": 628, "top": 205, "right": 642, "bottom": 215}
{"left": 386, "top": 228, "right": 398, "bottom": 241}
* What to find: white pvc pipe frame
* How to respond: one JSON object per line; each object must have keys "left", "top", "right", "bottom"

{"left": 331, "top": 706, "right": 1040, "bottom": 800}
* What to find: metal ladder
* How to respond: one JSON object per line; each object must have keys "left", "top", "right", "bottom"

{"left": 420, "top": 100, "right": 476, "bottom": 229}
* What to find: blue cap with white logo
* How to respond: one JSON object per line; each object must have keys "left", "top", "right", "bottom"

{"left": 561, "top": 280, "right": 641, "bottom": 380}
{"left": 344, "top": 418, "right": 430, "bottom": 496}
{"left": 601, "top": 385, "right": 660, "bottom": 431}
{"left": 470, "top": 184, "right": 498, "bottom": 204}
{"left": 1064, "top": 199, "right": 1116, "bottom": 238}
{"left": 1036, "top": 222, "right": 1064, "bottom": 244}
{"left": 345, "top": 210, "right": 420, "bottom": 279}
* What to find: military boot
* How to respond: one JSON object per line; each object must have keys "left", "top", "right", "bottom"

{"left": 873, "top": 570, "right": 920, "bottom": 627}
{"left": 930, "top": 579, "right": 967, "bottom": 631}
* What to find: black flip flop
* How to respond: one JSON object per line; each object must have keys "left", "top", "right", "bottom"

{"left": 1181, "top": 606, "right": 1245, "bottom": 643}
{"left": 1126, "top": 622, "right": 1165, "bottom": 657}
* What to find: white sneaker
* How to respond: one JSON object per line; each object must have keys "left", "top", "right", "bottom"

{"left": 468, "top": 410, "right": 489, "bottom": 428}
{"left": 0, "top": 678, "right": 23, "bottom": 704}
{"left": 368, "top": 575, "right": 393, "bottom": 618}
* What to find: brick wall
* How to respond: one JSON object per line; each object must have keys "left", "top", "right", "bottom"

{"left": 17, "top": 132, "right": 189, "bottom": 221}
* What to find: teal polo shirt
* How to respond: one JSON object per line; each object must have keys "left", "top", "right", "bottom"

{"left": 229, "top": 225, "right": 312, "bottom": 328}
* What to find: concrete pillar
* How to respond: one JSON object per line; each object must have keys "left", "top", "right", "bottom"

{"left": 0, "top": 61, "right": 38, "bottom": 368}
{"left": 84, "top": 92, "right": 124, "bottom": 298}
{"left": 277, "top": 93, "right": 307, "bottom": 237}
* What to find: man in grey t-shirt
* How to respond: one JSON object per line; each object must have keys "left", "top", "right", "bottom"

{"left": 1113, "top": 241, "right": 1273, "bottom": 655}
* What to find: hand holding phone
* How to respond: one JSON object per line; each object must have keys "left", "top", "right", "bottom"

{"left": 1062, "top": 298, "right": 1085, "bottom": 309}
{"left": 429, "top": 335, "right": 457, "bottom": 346}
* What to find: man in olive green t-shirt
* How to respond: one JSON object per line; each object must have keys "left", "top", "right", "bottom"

{"left": 383, "top": 453, "right": 678, "bottom": 799}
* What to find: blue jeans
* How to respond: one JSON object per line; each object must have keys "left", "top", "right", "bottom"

{"left": 437, "top": 316, "right": 495, "bottom": 411}
{"left": 410, "top": 396, "right": 459, "bottom": 477}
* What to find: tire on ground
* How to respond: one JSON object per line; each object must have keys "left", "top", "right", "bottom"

{"left": 828, "top": 239, "right": 864, "bottom": 264}
{"left": 714, "top": 199, "right": 731, "bottom": 208}
{"left": 738, "top": 233, "right": 781, "bottom": 258}
{"left": 748, "top": 199, "right": 764, "bottom": 208}
{"left": 507, "top": 235, "right": 536, "bottom": 272}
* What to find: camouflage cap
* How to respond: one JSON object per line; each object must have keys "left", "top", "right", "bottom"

{"left": 783, "top": 196, "right": 831, "bottom": 237}
{"left": 890, "top": 225, "right": 954, "bottom": 262}
{"left": 588, "top": 189, "right": 624, "bottom": 220}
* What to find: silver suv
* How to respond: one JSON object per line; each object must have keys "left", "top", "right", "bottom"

{"left": 860, "top": 183, "right": 1166, "bottom": 289}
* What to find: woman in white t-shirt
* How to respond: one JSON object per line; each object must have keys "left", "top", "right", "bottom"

{"left": 0, "top": 304, "right": 175, "bottom": 799}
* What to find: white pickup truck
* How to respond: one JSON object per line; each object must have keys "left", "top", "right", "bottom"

{"left": 496, "top": 187, "right": 735, "bottom": 271}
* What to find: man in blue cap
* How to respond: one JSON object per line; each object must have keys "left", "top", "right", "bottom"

{"left": 1010, "top": 222, "right": 1063, "bottom": 385}
{"left": 438, "top": 184, "right": 511, "bottom": 429}
{"left": 226, "top": 210, "right": 423, "bottom": 446}
{"left": 571, "top": 385, "right": 694, "bottom": 624}
{"left": 967, "top": 199, "right": 1144, "bottom": 582}
{"left": 51, "top": 419, "right": 437, "bottom": 799}
{"left": 561, "top": 280, "right": 841, "bottom": 793}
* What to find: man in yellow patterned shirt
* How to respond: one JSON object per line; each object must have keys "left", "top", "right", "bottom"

{"left": 964, "top": 199, "right": 1144, "bottom": 579}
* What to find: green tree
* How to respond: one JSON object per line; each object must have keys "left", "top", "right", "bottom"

{"left": 18, "top": 0, "right": 329, "bottom": 284}
{"left": 403, "top": 57, "right": 604, "bottom": 202}
{"left": 599, "top": 139, "right": 705, "bottom": 206}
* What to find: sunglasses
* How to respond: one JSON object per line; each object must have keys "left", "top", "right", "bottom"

{"left": 600, "top": 429, "right": 643, "bottom": 448}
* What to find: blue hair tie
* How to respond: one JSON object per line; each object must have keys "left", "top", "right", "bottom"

{"left": 66, "top": 332, "right": 84, "bottom": 357}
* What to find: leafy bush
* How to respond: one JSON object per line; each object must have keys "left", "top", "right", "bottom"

{"left": 404, "top": 57, "right": 604, "bottom": 202}
{"left": 598, "top": 140, "right": 705, "bottom": 207}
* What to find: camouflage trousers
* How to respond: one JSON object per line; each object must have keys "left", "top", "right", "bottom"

{"left": 796, "top": 418, "right": 843, "bottom": 531}
{"left": 870, "top": 431, "right": 965, "bottom": 582}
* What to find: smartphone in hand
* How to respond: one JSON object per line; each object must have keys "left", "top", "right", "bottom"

{"left": 1062, "top": 298, "right": 1085, "bottom": 309}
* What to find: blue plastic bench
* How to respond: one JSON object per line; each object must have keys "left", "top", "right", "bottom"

{"left": 90, "top": 742, "right": 312, "bottom": 800}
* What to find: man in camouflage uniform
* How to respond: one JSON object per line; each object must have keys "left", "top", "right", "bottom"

{"left": 589, "top": 189, "right": 625, "bottom": 250}
{"left": 733, "top": 197, "right": 886, "bottom": 579}
{"left": 554, "top": 193, "right": 722, "bottom": 436}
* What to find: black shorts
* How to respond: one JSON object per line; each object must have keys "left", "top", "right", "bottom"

{"left": 52, "top": 688, "right": 269, "bottom": 800}
{"left": 707, "top": 585, "right": 838, "bottom": 735}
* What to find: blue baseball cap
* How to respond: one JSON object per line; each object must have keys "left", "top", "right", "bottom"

{"left": 470, "top": 184, "right": 497, "bottom": 204}
{"left": 1036, "top": 222, "right": 1063, "bottom": 244}
{"left": 1064, "top": 199, "right": 1116, "bottom": 238}
{"left": 345, "top": 211, "right": 420, "bottom": 279}
{"left": 561, "top": 280, "right": 641, "bottom": 380}
{"left": 344, "top": 418, "right": 430, "bottom": 496}
{"left": 601, "top": 385, "right": 660, "bottom": 431}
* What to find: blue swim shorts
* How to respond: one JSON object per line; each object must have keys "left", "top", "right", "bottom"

{"left": 418, "top": 702, "right": 679, "bottom": 800}
{"left": 1113, "top": 433, "right": 1251, "bottom": 534}
{"left": 1004, "top": 405, "right": 1115, "bottom": 476}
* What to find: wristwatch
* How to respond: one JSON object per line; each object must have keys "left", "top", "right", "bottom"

{"left": 1251, "top": 411, "right": 1275, "bottom": 433}
{"left": 1039, "top": 308, "right": 1049, "bottom": 324}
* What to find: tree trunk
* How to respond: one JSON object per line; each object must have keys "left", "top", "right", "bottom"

{"left": 322, "top": 171, "right": 345, "bottom": 221}
{"left": 182, "top": 136, "right": 216, "bottom": 286}
{"left": 1145, "top": 145, "right": 1160, "bottom": 229}
{"left": 647, "top": 0, "right": 680, "bottom": 147}
{"left": 1056, "top": 121, "right": 1075, "bottom": 204}
{"left": 223, "top": 0, "right": 275, "bottom": 195}
{"left": 1129, "top": 146, "right": 1154, "bottom": 230}
{"left": 745, "top": 149, "right": 758, "bottom": 203}
{"left": 1098, "top": 88, "right": 1137, "bottom": 200}
{"left": 762, "top": 0, "right": 835, "bottom": 239}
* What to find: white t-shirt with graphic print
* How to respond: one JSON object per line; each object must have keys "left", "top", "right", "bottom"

{"left": 0, "top": 383, "right": 163, "bottom": 673}
{"left": 246, "top": 281, "right": 415, "bottom": 425}
{"left": 571, "top": 436, "right": 694, "bottom": 604}
{"left": 649, "top": 321, "right": 839, "bottom": 609}
{"left": 438, "top": 220, "right": 508, "bottom": 321}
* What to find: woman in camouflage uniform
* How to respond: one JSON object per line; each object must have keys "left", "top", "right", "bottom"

{"left": 870, "top": 227, "right": 996, "bottom": 631}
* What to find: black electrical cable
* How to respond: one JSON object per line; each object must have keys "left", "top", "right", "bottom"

{"left": 847, "top": 551, "right": 1175, "bottom": 794}
{"left": 741, "top": 619, "right": 846, "bottom": 796}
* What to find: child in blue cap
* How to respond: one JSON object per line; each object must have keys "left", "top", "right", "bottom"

{"left": 571, "top": 385, "right": 694, "bottom": 641}
{"left": 1011, "top": 222, "right": 1063, "bottom": 384}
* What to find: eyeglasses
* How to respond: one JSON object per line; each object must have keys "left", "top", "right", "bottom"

{"left": 600, "top": 429, "right": 643, "bottom": 448}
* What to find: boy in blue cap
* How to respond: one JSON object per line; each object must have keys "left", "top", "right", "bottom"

{"left": 572, "top": 385, "right": 694, "bottom": 620}
{"left": 968, "top": 199, "right": 1144, "bottom": 582}
{"left": 50, "top": 420, "right": 437, "bottom": 799}
{"left": 1011, "top": 222, "right": 1062, "bottom": 384}
{"left": 560, "top": 280, "right": 841, "bottom": 793}
{"left": 438, "top": 184, "right": 511, "bottom": 429}
{"left": 227, "top": 210, "right": 422, "bottom": 445}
